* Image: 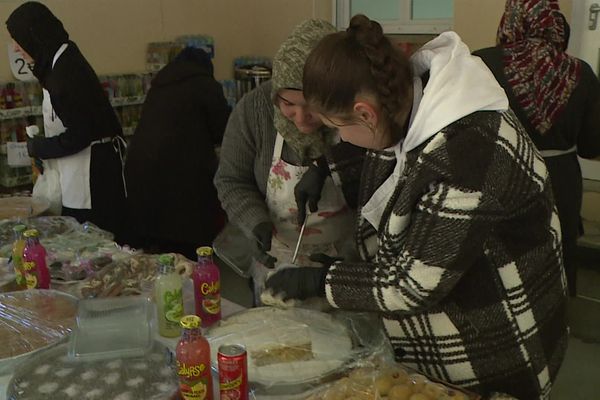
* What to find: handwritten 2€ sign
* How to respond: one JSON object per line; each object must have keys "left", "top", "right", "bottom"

{"left": 7, "top": 43, "right": 36, "bottom": 82}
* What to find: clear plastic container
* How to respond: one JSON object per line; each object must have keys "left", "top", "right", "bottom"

{"left": 68, "top": 296, "right": 153, "bottom": 361}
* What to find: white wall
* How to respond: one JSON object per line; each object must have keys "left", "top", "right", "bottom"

{"left": 0, "top": 0, "right": 332, "bottom": 82}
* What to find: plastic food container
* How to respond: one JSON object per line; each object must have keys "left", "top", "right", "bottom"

{"left": 205, "top": 307, "right": 388, "bottom": 396}
{"left": 0, "top": 289, "right": 78, "bottom": 374}
{"left": 68, "top": 296, "right": 153, "bottom": 361}
{"left": 7, "top": 341, "right": 178, "bottom": 400}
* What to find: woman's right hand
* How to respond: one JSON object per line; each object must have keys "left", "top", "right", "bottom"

{"left": 252, "top": 221, "right": 273, "bottom": 252}
{"left": 252, "top": 222, "right": 277, "bottom": 268}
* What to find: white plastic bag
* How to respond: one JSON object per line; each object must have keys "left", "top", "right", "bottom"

{"left": 32, "top": 161, "right": 62, "bottom": 215}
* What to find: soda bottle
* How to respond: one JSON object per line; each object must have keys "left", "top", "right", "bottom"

{"left": 176, "top": 315, "right": 213, "bottom": 400}
{"left": 22, "top": 229, "right": 50, "bottom": 289}
{"left": 155, "top": 254, "right": 184, "bottom": 338}
{"left": 192, "top": 246, "right": 221, "bottom": 327}
{"left": 11, "top": 224, "right": 27, "bottom": 289}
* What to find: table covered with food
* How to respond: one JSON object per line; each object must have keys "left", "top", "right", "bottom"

{"left": 0, "top": 216, "right": 516, "bottom": 400}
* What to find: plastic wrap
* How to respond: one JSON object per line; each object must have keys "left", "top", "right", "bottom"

{"left": 7, "top": 341, "right": 178, "bottom": 400}
{"left": 0, "top": 290, "right": 78, "bottom": 373}
{"left": 0, "top": 197, "right": 49, "bottom": 220}
{"left": 0, "top": 216, "right": 80, "bottom": 257}
{"left": 77, "top": 253, "right": 195, "bottom": 298}
{"left": 205, "top": 307, "right": 389, "bottom": 397}
{"left": 303, "top": 358, "right": 480, "bottom": 400}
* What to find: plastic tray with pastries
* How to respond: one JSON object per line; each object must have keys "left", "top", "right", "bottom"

{"left": 78, "top": 253, "right": 195, "bottom": 298}
{"left": 304, "top": 360, "right": 480, "bottom": 400}
{"left": 0, "top": 196, "right": 49, "bottom": 221}
{"left": 0, "top": 216, "right": 81, "bottom": 257}
{"left": 205, "top": 307, "right": 389, "bottom": 397}
{"left": 0, "top": 289, "right": 78, "bottom": 374}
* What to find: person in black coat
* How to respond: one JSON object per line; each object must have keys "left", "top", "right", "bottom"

{"left": 474, "top": 0, "right": 600, "bottom": 296}
{"left": 124, "top": 47, "right": 230, "bottom": 259}
{"left": 6, "top": 2, "right": 126, "bottom": 239}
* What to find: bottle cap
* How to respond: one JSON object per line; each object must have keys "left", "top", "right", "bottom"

{"left": 13, "top": 224, "right": 27, "bottom": 233}
{"left": 23, "top": 229, "right": 39, "bottom": 238}
{"left": 180, "top": 315, "right": 201, "bottom": 329}
{"left": 158, "top": 254, "right": 175, "bottom": 266}
{"left": 196, "top": 246, "right": 213, "bottom": 257}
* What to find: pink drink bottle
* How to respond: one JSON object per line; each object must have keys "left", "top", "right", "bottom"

{"left": 22, "top": 229, "right": 50, "bottom": 289}
{"left": 192, "top": 246, "right": 221, "bottom": 327}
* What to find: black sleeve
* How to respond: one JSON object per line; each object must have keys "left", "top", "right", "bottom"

{"left": 31, "top": 52, "right": 113, "bottom": 160}
{"left": 577, "top": 62, "right": 600, "bottom": 159}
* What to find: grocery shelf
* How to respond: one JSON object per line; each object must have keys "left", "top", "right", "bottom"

{"left": 0, "top": 95, "right": 146, "bottom": 121}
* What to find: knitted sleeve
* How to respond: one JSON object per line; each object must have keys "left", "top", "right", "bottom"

{"left": 325, "top": 111, "right": 553, "bottom": 313}
{"left": 214, "top": 87, "right": 272, "bottom": 237}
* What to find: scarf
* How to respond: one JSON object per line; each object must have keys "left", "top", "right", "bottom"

{"left": 6, "top": 1, "right": 69, "bottom": 86}
{"left": 497, "top": 0, "right": 581, "bottom": 134}
{"left": 271, "top": 19, "right": 337, "bottom": 161}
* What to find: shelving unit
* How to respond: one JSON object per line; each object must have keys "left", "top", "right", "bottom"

{"left": 0, "top": 93, "right": 146, "bottom": 190}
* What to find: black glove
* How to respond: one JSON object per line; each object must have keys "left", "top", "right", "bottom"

{"left": 294, "top": 159, "right": 330, "bottom": 226}
{"left": 308, "top": 253, "right": 343, "bottom": 269}
{"left": 252, "top": 222, "right": 277, "bottom": 268}
{"left": 252, "top": 221, "right": 273, "bottom": 252}
{"left": 264, "top": 266, "right": 327, "bottom": 301}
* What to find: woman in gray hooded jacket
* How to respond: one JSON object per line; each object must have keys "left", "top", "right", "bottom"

{"left": 214, "top": 19, "right": 364, "bottom": 271}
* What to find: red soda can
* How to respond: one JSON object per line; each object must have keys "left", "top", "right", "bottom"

{"left": 218, "top": 344, "right": 248, "bottom": 400}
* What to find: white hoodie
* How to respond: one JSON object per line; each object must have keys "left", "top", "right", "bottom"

{"left": 361, "top": 31, "right": 509, "bottom": 229}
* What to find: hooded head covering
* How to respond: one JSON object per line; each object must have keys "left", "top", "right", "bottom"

{"left": 497, "top": 0, "right": 580, "bottom": 134}
{"left": 6, "top": 1, "right": 69, "bottom": 85}
{"left": 173, "top": 46, "right": 214, "bottom": 76}
{"left": 271, "top": 19, "right": 337, "bottom": 161}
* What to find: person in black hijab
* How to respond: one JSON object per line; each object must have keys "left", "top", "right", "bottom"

{"left": 6, "top": 2, "right": 126, "bottom": 240}
{"left": 124, "top": 47, "right": 230, "bottom": 259}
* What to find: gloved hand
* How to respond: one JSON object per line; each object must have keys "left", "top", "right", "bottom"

{"left": 252, "top": 222, "right": 277, "bottom": 268}
{"left": 294, "top": 160, "right": 329, "bottom": 226}
{"left": 309, "top": 253, "right": 343, "bottom": 269}
{"left": 264, "top": 266, "right": 327, "bottom": 301}
{"left": 252, "top": 221, "right": 273, "bottom": 252}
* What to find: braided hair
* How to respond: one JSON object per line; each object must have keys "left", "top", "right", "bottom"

{"left": 303, "top": 14, "right": 413, "bottom": 142}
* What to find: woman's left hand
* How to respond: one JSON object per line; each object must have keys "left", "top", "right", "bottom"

{"left": 265, "top": 266, "right": 327, "bottom": 300}
{"left": 264, "top": 254, "right": 342, "bottom": 300}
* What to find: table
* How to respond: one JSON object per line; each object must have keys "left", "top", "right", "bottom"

{"left": 0, "top": 297, "right": 246, "bottom": 400}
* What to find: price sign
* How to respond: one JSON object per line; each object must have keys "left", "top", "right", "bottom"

{"left": 7, "top": 43, "right": 36, "bottom": 82}
{"left": 7, "top": 142, "right": 31, "bottom": 167}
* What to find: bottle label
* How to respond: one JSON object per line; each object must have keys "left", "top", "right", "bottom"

{"left": 199, "top": 280, "right": 221, "bottom": 315}
{"left": 163, "top": 288, "right": 183, "bottom": 329}
{"left": 23, "top": 261, "right": 38, "bottom": 289}
{"left": 178, "top": 361, "right": 209, "bottom": 400}
{"left": 202, "top": 296, "right": 221, "bottom": 315}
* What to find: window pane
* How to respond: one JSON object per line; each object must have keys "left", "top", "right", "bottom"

{"left": 412, "top": 0, "right": 453, "bottom": 20}
{"left": 350, "top": 0, "right": 401, "bottom": 22}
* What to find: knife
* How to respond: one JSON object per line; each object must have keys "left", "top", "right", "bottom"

{"left": 291, "top": 215, "right": 308, "bottom": 265}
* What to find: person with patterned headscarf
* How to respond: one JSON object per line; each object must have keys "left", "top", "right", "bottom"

{"left": 474, "top": 0, "right": 600, "bottom": 296}
{"left": 214, "top": 20, "right": 364, "bottom": 282}
{"left": 6, "top": 2, "right": 126, "bottom": 239}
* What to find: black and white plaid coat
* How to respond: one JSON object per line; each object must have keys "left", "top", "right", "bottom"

{"left": 325, "top": 110, "right": 568, "bottom": 400}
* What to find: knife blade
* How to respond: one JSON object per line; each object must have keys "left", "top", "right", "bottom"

{"left": 291, "top": 215, "right": 308, "bottom": 264}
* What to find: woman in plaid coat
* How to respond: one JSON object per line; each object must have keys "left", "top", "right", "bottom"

{"left": 265, "top": 14, "right": 568, "bottom": 399}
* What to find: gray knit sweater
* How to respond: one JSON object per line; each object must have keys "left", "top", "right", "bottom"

{"left": 214, "top": 81, "right": 364, "bottom": 237}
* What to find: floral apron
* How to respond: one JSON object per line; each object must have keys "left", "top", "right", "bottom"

{"left": 265, "top": 133, "right": 353, "bottom": 266}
